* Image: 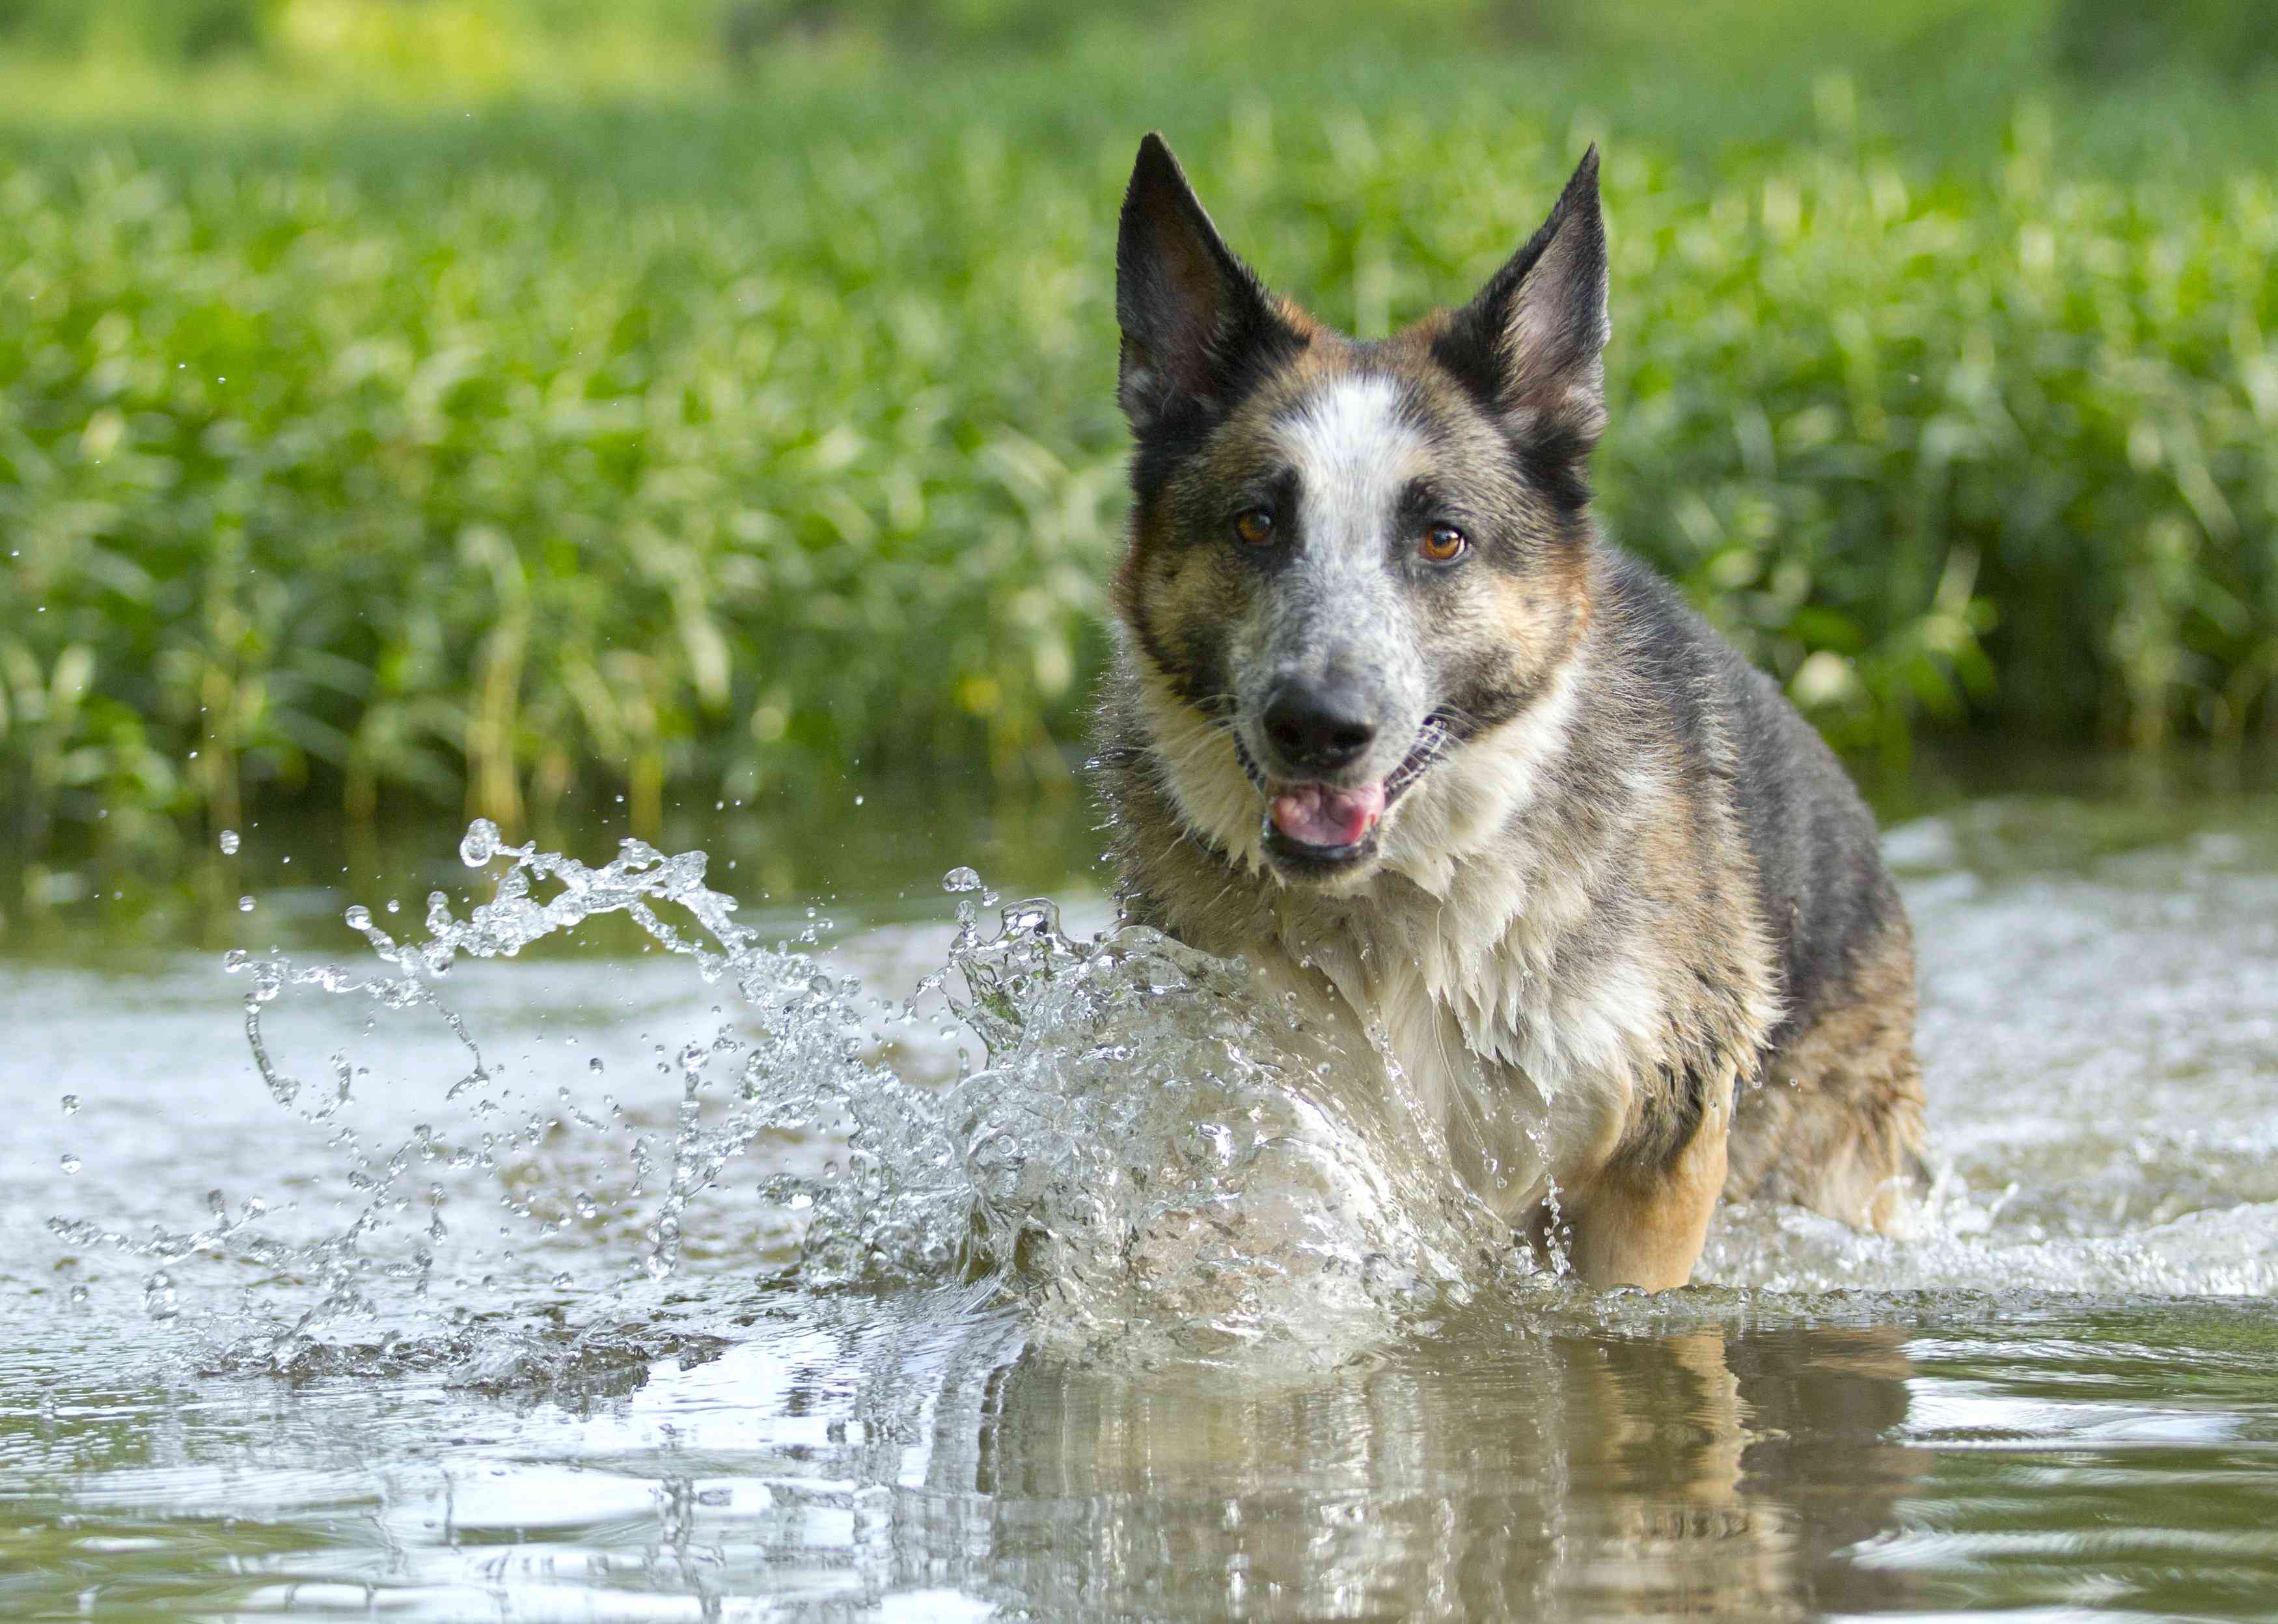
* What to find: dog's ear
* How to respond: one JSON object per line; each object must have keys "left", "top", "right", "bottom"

{"left": 1116, "top": 133, "right": 1299, "bottom": 432}
{"left": 1434, "top": 146, "right": 1610, "bottom": 452}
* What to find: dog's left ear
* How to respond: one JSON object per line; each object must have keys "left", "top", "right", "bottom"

{"left": 1434, "top": 146, "right": 1610, "bottom": 452}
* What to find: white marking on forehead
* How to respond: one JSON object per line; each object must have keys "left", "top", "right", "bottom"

{"left": 1276, "top": 375, "right": 1429, "bottom": 547}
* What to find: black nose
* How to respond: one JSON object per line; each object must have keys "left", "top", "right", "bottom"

{"left": 1262, "top": 682, "right": 1379, "bottom": 774}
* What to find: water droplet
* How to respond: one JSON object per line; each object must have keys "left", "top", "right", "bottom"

{"left": 943, "top": 866, "right": 983, "bottom": 894}
{"left": 66, "top": 1285, "right": 88, "bottom": 1308}
{"left": 386, "top": 899, "right": 400, "bottom": 915}
{"left": 238, "top": 896, "right": 255, "bottom": 913}
{"left": 588, "top": 1056, "right": 605, "bottom": 1074}
{"left": 59, "top": 1153, "right": 81, "bottom": 1175}
{"left": 217, "top": 829, "right": 240, "bottom": 855}
{"left": 460, "top": 819, "right": 501, "bottom": 867}
{"left": 552, "top": 1271, "right": 573, "bottom": 1289}
{"left": 60, "top": 1094, "right": 79, "bottom": 1116}
{"left": 344, "top": 905, "right": 372, "bottom": 930}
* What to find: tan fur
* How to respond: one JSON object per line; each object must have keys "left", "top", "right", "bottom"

{"left": 1554, "top": 1064, "right": 1738, "bottom": 1289}
{"left": 1101, "top": 547, "right": 1796, "bottom": 1287}
{"left": 1725, "top": 914, "right": 1928, "bottom": 1231}
{"left": 1101, "top": 441, "right": 1921, "bottom": 1288}
{"left": 1100, "top": 142, "right": 1927, "bottom": 1290}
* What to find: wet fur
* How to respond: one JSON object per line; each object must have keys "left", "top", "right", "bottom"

{"left": 1093, "top": 135, "right": 1927, "bottom": 1288}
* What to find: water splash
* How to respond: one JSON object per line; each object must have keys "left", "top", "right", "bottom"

{"left": 1699, "top": 1188, "right": 2278, "bottom": 1297}
{"left": 940, "top": 897, "right": 1515, "bottom": 1355}
{"left": 55, "top": 803, "right": 2276, "bottom": 1388}
{"left": 54, "top": 822, "right": 1517, "bottom": 1377}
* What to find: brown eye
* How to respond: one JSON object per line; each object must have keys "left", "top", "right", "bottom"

{"left": 1421, "top": 523, "right": 1468, "bottom": 563}
{"left": 1233, "top": 508, "right": 1276, "bottom": 546}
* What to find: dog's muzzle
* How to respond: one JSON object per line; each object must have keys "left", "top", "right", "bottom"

{"left": 1237, "top": 717, "right": 1451, "bottom": 872}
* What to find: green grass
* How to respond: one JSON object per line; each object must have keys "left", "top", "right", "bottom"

{"left": 5, "top": 7, "right": 2278, "bottom": 859}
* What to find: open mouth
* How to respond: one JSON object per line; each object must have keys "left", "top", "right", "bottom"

{"left": 1238, "top": 719, "right": 1449, "bottom": 872}
{"left": 1269, "top": 781, "right": 1387, "bottom": 851}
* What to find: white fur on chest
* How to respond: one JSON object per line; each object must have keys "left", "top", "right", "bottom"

{"left": 1250, "top": 833, "right": 1662, "bottom": 1222}
{"left": 1133, "top": 641, "right": 1666, "bottom": 1218}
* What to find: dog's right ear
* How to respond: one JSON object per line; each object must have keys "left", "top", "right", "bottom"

{"left": 1116, "top": 133, "right": 1298, "bottom": 432}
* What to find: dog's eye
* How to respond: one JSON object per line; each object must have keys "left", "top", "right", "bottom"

{"left": 1421, "top": 523, "right": 1468, "bottom": 563}
{"left": 1232, "top": 508, "right": 1276, "bottom": 546}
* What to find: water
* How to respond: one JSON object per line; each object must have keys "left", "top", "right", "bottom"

{"left": 5, "top": 762, "right": 2278, "bottom": 1620}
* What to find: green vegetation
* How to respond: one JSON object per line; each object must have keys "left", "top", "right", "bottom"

{"left": 5, "top": 1, "right": 2278, "bottom": 860}
{"left": 2052, "top": 0, "right": 2277, "bottom": 85}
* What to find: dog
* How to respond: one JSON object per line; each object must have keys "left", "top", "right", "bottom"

{"left": 1090, "top": 133, "right": 1928, "bottom": 1289}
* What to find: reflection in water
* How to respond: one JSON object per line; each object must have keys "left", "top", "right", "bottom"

{"left": 959, "top": 1317, "right": 1923, "bottom": 1620}
{"left": 6, "top": 1298, "right": 1935, "bottom": 1621}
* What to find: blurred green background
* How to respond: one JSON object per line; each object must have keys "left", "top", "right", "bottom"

{"left": 4, "top": 0, "right": 2277, "bottom": 896}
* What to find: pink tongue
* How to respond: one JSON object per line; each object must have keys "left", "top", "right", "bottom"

{"left": 1269, "top": 781, "right": 1388, "bottom": 848}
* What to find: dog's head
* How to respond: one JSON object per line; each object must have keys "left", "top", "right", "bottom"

{"left": 1111, "top": 133, "right": 1607, "bottom": 892}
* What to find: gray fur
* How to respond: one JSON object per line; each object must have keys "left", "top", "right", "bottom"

{"left": 1093, "top": 135, "right": 1928, "bottom": 1283}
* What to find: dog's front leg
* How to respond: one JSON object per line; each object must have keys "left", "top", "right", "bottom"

{"left": 1552, "top": 1066, "right": 1737, "bottom": 1291}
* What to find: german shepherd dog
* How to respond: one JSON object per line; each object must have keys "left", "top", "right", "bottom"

{"left": 1092, "top": 135, "right": 1928, "bottom": 1289}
